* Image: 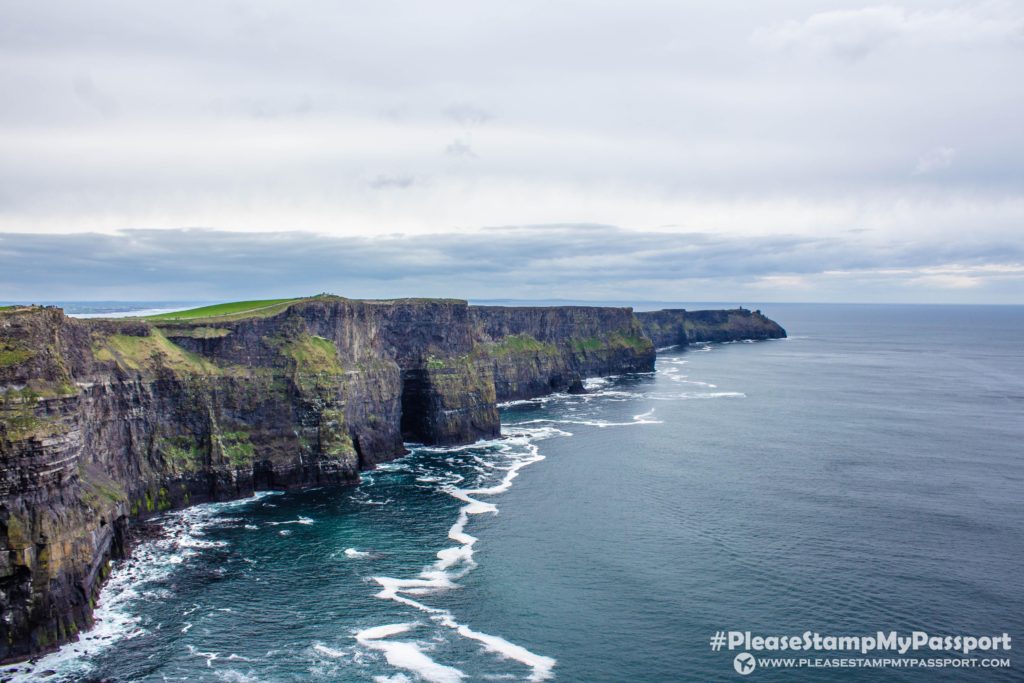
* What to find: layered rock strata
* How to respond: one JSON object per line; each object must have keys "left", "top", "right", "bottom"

{"left": 636, "top": 307, "right": 786, "bottom": 347}
{"left": 0, "top": 296, "right": 657, "bottom": 661}
{"left": 0, "top": 296, "right": 784, "bottom": 662}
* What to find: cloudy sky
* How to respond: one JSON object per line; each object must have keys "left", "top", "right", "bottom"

{"left": 1, "top": 1, "right": 1022, "bottom": 303}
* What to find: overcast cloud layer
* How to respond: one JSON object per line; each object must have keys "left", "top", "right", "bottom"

{"left": 1, "top": 1, "right": 1022, "bottom": 302}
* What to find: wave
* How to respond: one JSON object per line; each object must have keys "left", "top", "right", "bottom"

{"left": 346, "top": 380, "right": 674, "bottom": 682}
{"left": 374, "top": 675, "right": 413, "bottom": 683}
{"left": 508, "top": 408, "right": 662, "bottom": 429}
{"left": 357, "top": 623, "right": 467, "bottom": 683}
{"left": 577, "top": 388, "right": 642, "bottom": 402}
{"left": 266, "top": 515, "right": 314, "bottom": 526}
{"left": 646, "top": 391, "right": 745, "bottom": 401}
{"left": 361, "top": 429, "right": 560, "bottom": 681}
{"left": 666, "top": 375, "right": 717, "bottom": 388}
{"left": 496, "top": 392, "right": 570, "bottom": 408}
{"left": 357, "top": 498, "right": 393, "bottom": 505}
{"left": 583, "top": 376, "right": 614, "bottom": 390}
{"left": 20, "top": 359, "right": 729, "bottom": 680}
{"left": 313, "top": 643, "right": 348, "bottom": 658}
{"left": 6, "top": 491, "right": 280, "bottom": 682}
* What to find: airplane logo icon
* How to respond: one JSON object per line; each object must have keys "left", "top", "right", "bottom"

{"left": 733, "top": 652, "right": 757, "bottom": 675}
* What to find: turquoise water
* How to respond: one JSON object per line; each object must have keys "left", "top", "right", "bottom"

{"left": 12, "top": 304, "right": 1024, "bottom": 681}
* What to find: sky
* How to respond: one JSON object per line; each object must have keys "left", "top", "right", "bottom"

{"left": 1, "top": 0, "right": 1022, "bottom": 303}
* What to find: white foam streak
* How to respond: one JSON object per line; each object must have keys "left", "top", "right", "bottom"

{"left": 633, "top": 408, "right": 659, "bottom": 422}
{"left": 359, "top": 365, "right": 735, "bottom": 680}
{"left": 6, "top": 491, "right": 279, "bottom": 682}
{"left": 450, "top": 621, "right": 556, "bottom": 683}
{"left": 647, "top": 391, "right": 745, "bottom": 401}
{"left": 266, "top": 515, "right": 314, "bottom": 526}
{"left": 357, "top": 623, "right": 466, "bottom": 683}
{"left": 496, "top": 393, "right": 569, "bottom": 408}
{"left": 364, "top": 431, "right": 558, "bottom": 681}
{"left": 374, "top": 675, "right": 413, "bottom": 683}
{"left": 314, "top": 643, "right": 347, "bottom": 658}
{"left": 509, "top": 409, "right": 662, "bottom": 429}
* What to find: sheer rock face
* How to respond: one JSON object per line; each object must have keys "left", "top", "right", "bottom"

{"left": 0, "top": 298, "right": 785, "bottom": 662}
{"left": 0, "top": 298, "right": 654, "bottom": 662}
{"left": 636, "top": 308, "right": 787, "bottom": 348}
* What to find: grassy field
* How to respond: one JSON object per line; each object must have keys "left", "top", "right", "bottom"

{"left": 144, "top": 298, "right": 306, "bottom": 322}
{"left": 138, "top": 294, "right": 463, "bottom": 322}
{"left": 92, "top": 328, "right": 223, "bottom": 373}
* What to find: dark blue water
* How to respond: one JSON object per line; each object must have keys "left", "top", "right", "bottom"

{"left": 13, "top": 305, "right": 1023, "bottom": 682}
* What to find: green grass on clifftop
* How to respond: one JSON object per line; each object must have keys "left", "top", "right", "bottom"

{"left": 92, "top": 329, "right": 221, "bottom": 374}
{"left": 275, "top": 334, "right": 345, "bottom": 375}
{"left": 483, "top": 333, "right": 558, "bottom": 356}
{"left": 0, "top": 341, "right": 36, "bottom": 368}
{"left": 144, "top": 298, "right": 305, "bottom": 322}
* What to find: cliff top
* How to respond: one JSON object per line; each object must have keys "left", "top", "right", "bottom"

{"left": 143, "top": 298, "right": 306, "bottom": 321}
{"left": 141, "top": 295, "right": 476, "bottom": 324}
{"left": 0, "top": 304, "right": 51, "bottom": 316}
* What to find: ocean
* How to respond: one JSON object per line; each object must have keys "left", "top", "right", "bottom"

{"left": 10, "top": 304, "right": 1023, "bottom": 682}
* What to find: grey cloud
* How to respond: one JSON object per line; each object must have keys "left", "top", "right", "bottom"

{"left": 1, "top": 225, "right": 1020, "bottom": 302}
{"left": 752, "top": 5, "right": 1024, "bottom": 60}
{"left": 0, "top": 1, "right": 1022, "bottom": 304}
{"left": 0, "top": 3, "right": 1021, "bottom": 201}
{"left": 444, "top": 103, "right": 492, "bottom": 126}
{"left": 445, "top": 139, "right": 476, "bottom": 158}
{"left": 206, "top": 95, "right": 314, "bottom": 120}
{"left": 368, "top": 174, "right": 417, "bottom": 190}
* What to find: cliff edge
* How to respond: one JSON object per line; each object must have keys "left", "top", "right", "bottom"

{"left": 0, "top": 296, "right": 782, "bottom": 662}
{"left": 636, "top": 307, "right": 787, "bottom": 347}
{"left": 0, "top": 296, "right": 655, "bottom": 662}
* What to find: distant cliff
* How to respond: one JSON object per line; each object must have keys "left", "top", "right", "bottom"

{"left": 636, "top": 308, "right": 786, "bottom": 347}
{"left": 0, "top": 296, "right": 782, "bottom": 662}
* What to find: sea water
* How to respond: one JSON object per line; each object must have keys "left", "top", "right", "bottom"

{"left": 9, "top": 304, "right": 1023, "bottom": 682}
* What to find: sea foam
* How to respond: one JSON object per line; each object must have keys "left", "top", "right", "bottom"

{"left": 361, "top": 428, "right": 563, "bottom": 681}
{"left": 356, "top": 623, "right": 466, "bottom": 683}
{"left": 6, "top": 491, "right": 281, "bottom": 682}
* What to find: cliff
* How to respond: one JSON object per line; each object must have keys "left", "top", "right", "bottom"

{"left": 0, "top": 296, "right": 656, "bottom": 662}
{"left": 0, "top": 296, "right": 784, "bottom": 662}
{"left": 636, "top": 307, "right": 786, "bottom": 347}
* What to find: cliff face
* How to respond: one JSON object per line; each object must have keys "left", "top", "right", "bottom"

{"left": 0, "top": 297, "right": 785, "bottom": 662}
{"left": 636, "top": 308, "right": 787, "bottom": 347}
{"left": 470, "top": 306, "right": 653, "bottom": 402}
{"left": 0, "top": 297, "right": 655, "bottom": 662}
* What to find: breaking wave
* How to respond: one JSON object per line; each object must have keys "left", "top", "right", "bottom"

{"left": 7, "top": 491, "right": 282, "bottom": 682}
{"left": 360, "top": 426, "right": 565, "bottom": 681}
{"left": 14, "top": 346, "right": 732, "bottom": 681}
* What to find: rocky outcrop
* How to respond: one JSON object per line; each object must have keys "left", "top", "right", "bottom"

{"left": 471, "top": 305, "right": 653, "bottom": 402}
{"left": 0, "top": 296, "right": 783, "bottom": 662}
{"left": 636, "top": 307, "right": 786, "bottom": 347}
